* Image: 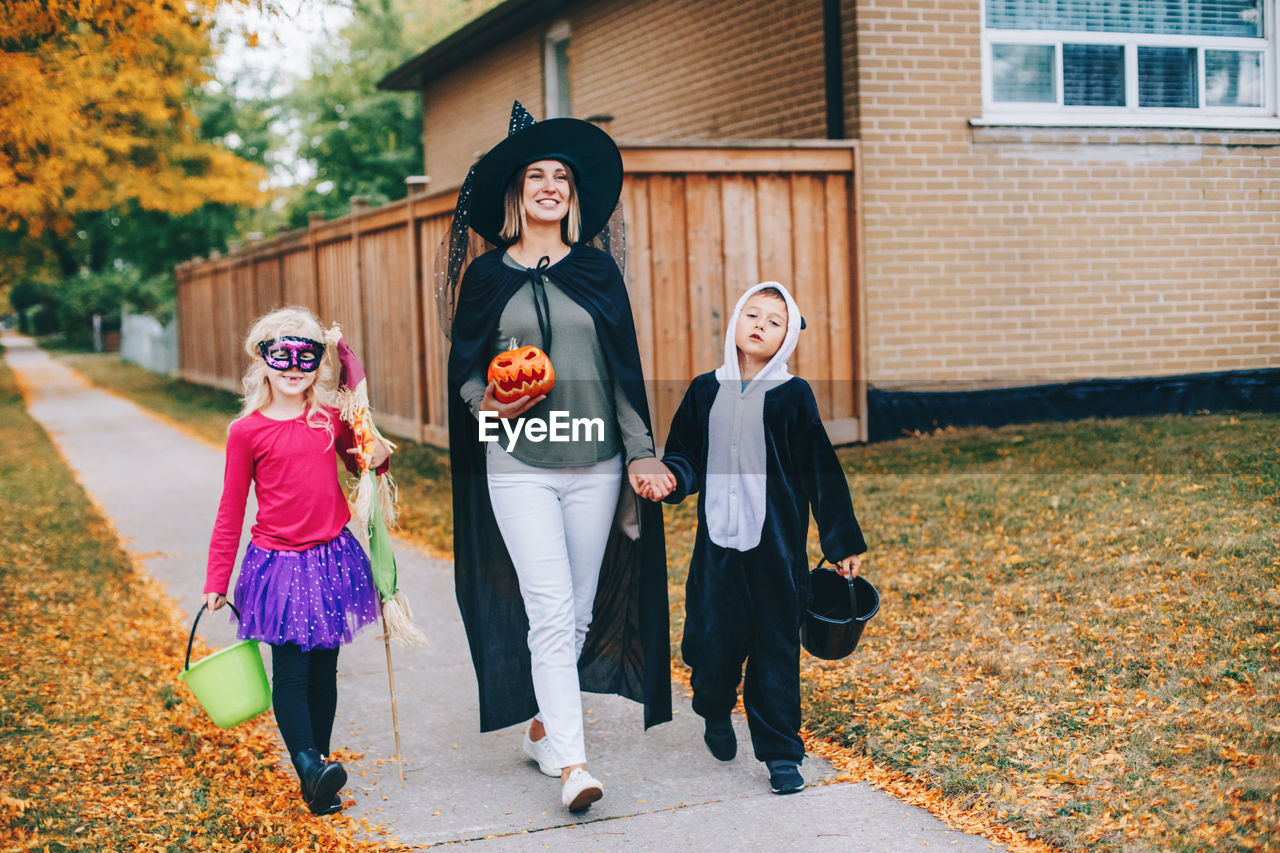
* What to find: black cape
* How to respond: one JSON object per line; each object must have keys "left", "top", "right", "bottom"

{"left": 446, "top": 245, "right": 672, "bottom": 732}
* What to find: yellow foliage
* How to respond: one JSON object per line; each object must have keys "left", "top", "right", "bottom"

{"left": 0, "top": 1, "right": 268, "bottom": 235}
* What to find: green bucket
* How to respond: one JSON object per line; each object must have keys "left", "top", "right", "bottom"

{"left": 178, "top": 603, "right": 272, "bottom": 729}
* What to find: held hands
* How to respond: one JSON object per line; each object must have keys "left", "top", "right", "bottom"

{"left": 480, "top": 380, "right": 546, "bottom": 419}
{"left": 834, "top": 554, "right": 862, "bottom": 579}
{"left": 203, "top": 592, "right": 226, "bottom": 612}
{"left": 628, "top": 457, "right": 676, "bottom": 502}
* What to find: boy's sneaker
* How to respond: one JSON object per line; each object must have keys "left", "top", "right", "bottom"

{"left": 703, "top": 717, "right": 737, "bottom": 761}
{"left": 766, "top": 760, "right": 804, "bottom": 794}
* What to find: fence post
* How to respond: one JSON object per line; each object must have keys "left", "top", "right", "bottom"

{"left": 350, "top": 196, "right": 370, "bottom": 359}
{"left": 404, "top": 177, "right": 429, "bottom": 441}
{"left": 308, "top": 211, "right": 325, "bottom": 318}
{"left": 851, "top": 142, "right": 868, "bottom": 443}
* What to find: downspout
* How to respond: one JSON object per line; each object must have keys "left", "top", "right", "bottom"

{"left": 823, "top": 0, "right": 845, "bottom": 139}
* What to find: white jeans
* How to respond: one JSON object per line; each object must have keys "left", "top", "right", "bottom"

{"left": 486, "top": 445, "right": 623, "bottom": 769}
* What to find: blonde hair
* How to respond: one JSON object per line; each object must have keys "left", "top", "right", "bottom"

{"left": 233, "top": 306, "right": 342, "bottom": 438}
{"left": 499, "top": 160, "right": 582, "bottom": 244}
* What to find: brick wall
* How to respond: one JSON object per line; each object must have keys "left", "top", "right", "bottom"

{"left": 570, "top": 0, "right": 826, "bottom": 142}
{"left": 420, "top": 0, "right": 830, "bottom": 189}
{"left": 416, "top": 0, "right": 1279, "bottom": 390}
{"left": 853, "top": 0, "right": 1280, "bottom": 389}
{"left": 421, "top": 30, "right": 544, "bottom": 191}
{"left": 841, "top": 0, "right": 858, "bottom": 135}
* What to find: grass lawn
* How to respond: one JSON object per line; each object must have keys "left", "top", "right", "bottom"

{"left": 801, "top": 415, "right": 1279, "bottom": 851}
{"left": 0, "top": 350, "right": 384, "bottom": 851}
{"left": 57, "top": 353, "right": 1279, "bottom": 851}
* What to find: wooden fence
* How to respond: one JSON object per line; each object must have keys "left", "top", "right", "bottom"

{"left": 175, "top": 142, "right": 866, "bottom": 447}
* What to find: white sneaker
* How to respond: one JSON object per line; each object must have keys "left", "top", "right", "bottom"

{"left": 561, "top": 767, "right": 603, "bottom": 813}
{"left": 522, "top": 730, "right": 560, "bottom": 778}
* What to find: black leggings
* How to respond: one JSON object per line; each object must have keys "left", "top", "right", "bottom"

{"left": 270, "top": 643, "right": 339, "bottom": 766}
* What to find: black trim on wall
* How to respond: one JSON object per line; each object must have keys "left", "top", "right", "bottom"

{"left": 867, "top": 368, "right": 1280, "bottom": 443}
{"left": 823, "top": 0, "right": 845, "bottom": 139}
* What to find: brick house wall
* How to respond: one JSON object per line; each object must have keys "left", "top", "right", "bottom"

{"left": 570, "top": 0, "right": 826, "bottom": 142}
{"left": 419, "top": 0, "right": 831, "bottom": 189}
{"left": 408, "top": 0, "right": 1278, "bottom": 397}
{"left": 840, "top": 0, "right": 859, "bottom": 136}
{"left": 852, "top": 0, "right": 1280, "bottom": 390}
{"left": 421, "top": 29, "right": 545, "bottom": 192}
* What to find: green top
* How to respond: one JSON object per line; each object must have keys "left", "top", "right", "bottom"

{"left": 460, "top": 252, "right": 654, "bottom": 468}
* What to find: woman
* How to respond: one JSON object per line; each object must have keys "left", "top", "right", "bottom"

{"left": 443, "top": 102, "right": 674, "bottom": 813}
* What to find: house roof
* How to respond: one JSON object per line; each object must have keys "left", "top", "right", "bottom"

{"left": 378, "top": 0, "right": 575, "bottom": 91}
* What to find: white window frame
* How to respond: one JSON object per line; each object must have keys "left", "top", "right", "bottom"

{"left": 978, "top": 0, "right": 1280, "bottom": 128}
{"left": 543, "top": 19, "right": 572, "bottom": 119}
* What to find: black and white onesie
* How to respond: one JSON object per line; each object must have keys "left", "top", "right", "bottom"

{"left": 661, "top": 282, "right": 867, "bottom": 763}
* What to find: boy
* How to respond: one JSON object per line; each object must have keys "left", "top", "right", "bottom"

{"left": 646, "top": 282, "right": 866, "bottom": 794}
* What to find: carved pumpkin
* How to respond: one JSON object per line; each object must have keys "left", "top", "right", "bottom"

{"left": 487, "top": 345, "right": 555, "bottom": 404}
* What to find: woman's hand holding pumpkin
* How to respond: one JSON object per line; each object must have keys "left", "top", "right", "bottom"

{"left": 627, "top": 457, "right": 675, "bottom": 501}
{"left": 480, "top": 380, "right": 546, "bottom": 419}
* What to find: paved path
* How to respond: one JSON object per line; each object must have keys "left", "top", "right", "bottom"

{"left": 5, "top": 332, "right": 1000, "bottom": 851}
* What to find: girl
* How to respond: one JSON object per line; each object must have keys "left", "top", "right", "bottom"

{"left": 201, "top": 306, "right": 389, "bottom": 816}
{"left": 444, "top": 102, "right": 674, "bottom": 813}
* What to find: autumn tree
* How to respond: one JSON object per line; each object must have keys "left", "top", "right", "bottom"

{"left": 278, "top": 0, "right": 501, "bottom": 226}
{"left": 0, "top": 0, "right": 268, "bottom": 238}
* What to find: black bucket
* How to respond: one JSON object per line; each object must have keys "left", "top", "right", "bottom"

{"left": 801, "top": 560, "right": 880, "bottom": 660}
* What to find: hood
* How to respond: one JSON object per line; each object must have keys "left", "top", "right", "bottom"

{"left": 714, "top": 281, "right": 803, "bottom": 385}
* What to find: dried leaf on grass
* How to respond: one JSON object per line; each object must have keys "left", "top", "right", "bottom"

{"left": 787, "top": 417, "right": 1280, "bottom": 851}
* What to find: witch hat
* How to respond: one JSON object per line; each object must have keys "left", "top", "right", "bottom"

{"left": 465, "top": 101, "right": 623, "bottom": 246}
{"left": 508, "top": 100, "right": 537, "bottom": 134}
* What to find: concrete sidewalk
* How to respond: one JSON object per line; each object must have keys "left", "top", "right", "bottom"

{"left": 5, "top": 332, "right": 1000, "bottom": 851}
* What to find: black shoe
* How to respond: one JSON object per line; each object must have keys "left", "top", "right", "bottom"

{"left": 294, "top": 749, "right": 348, "bottom": 816}
{"left": 703, "top": 717, "right": 737, "bottom": 761}
{"left": 300, "top": 789, "right": 344, "bottom": 816}
{"left": 765, "top": 759, "right": 804, "bottom": 794}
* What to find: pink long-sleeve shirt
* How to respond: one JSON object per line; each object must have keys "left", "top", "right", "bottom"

{"left": 203, "top": 407, "right": 386, "bottom": 595}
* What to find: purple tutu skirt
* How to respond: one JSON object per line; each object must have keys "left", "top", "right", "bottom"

{"left": 233, "top": 528, "right": 380, "bottom": 651}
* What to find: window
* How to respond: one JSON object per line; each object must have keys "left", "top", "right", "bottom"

{"left": 544, "top": 20, "right": 572, "bottom": 118}
{"left": 982, "top": 0, "right": 1276, "bottom": 125}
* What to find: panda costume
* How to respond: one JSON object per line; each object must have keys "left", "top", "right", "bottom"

{"left": 660, "top": 281, "right": 867, "bottom": 784}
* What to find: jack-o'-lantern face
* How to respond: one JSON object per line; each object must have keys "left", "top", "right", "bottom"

{"left": 487, "top": 345, "right": 555, "bottom": 404}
